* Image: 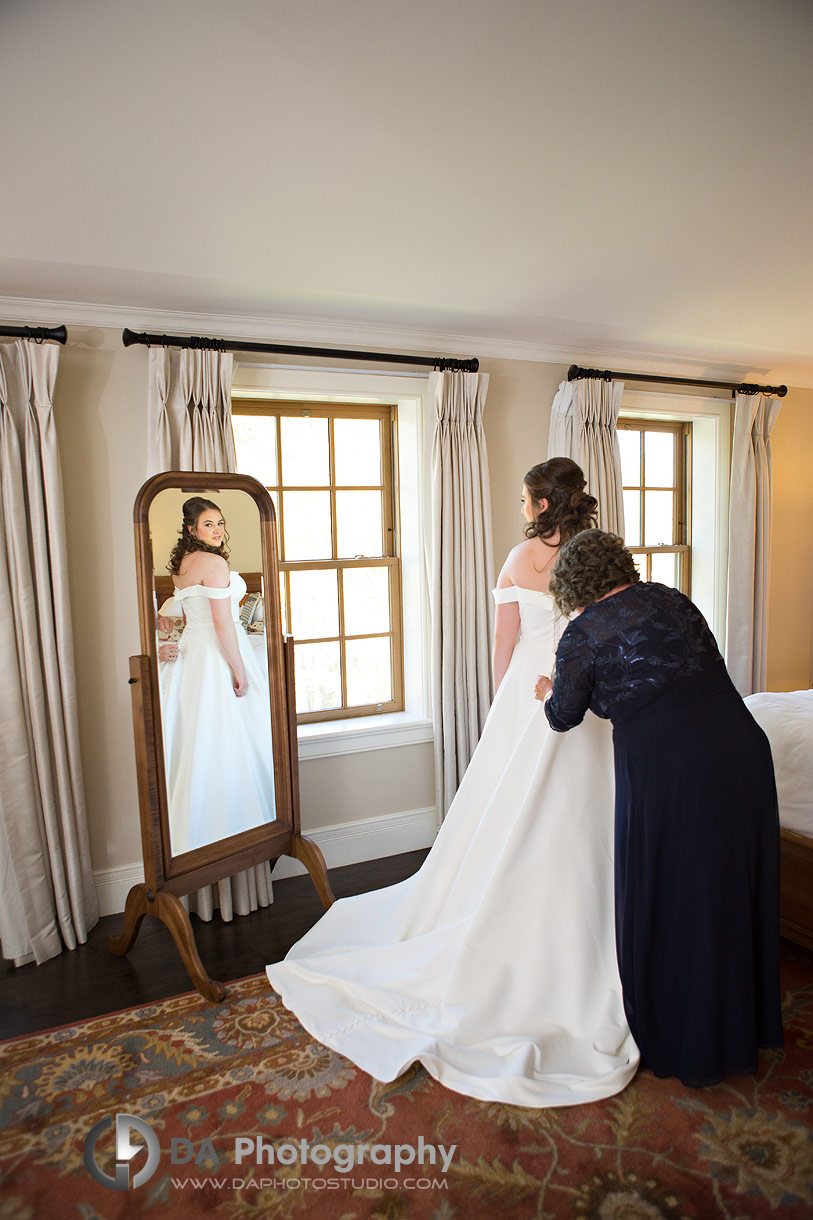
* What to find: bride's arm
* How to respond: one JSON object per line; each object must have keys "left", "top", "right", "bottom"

{"left": 492, "top": 556, "right": 520, "bottom": 693}
{"left": 193, "top": 554, "right": 249, "bottom": 697}
{"left": 209, "top": 596, "right": 249, "bottom": 696}
{"left": 493, "top": 602, "right": 520, "bottom": 692}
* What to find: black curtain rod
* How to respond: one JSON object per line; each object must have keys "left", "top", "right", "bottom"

{"left": 0, "top": 324, "right": 67, "bottom": 345}
{"left": 567, "top": 363, "right": 787, "bottom": 398}
{"left": 122, "top": 328, "right": 479, "bottom": 373}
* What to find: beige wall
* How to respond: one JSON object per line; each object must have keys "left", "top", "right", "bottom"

{"left": 479, "top": 357, "right": 568, "bottom": 570}
{"left": 766, "top": 386, "right": 813, "bottom": 691}
{"left": 9, "top": 324, "right": 812, "bottom": 898}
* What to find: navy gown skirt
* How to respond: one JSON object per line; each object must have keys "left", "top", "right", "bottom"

{"left": 612, "top": 669, "right": 783, "bottom": 1086}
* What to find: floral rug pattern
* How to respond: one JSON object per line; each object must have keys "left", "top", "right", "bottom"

{"left": 1, "top": 944, "right": 812, "bottom": 1219}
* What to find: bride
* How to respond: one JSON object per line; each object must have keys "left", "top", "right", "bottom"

{"left": 266, "top": 459, "right": 639, "bottom": 1107}
{"left": 159, "top": 497, "right": 276, "bottom": 855}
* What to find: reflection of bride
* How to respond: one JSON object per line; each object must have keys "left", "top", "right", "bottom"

{"left": 158, "top": 497, "right": 276, "bottom": 855}
{"left": 267, "top": 459, "right": 640, "bottom": 1107}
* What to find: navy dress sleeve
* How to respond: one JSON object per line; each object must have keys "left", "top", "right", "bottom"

{"left": 544, "top": 621, "right": 596, "bottom": 732}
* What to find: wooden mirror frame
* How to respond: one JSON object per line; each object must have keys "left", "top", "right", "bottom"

{"left": 108, "top": 470, "right": 334, "bottom": 1000}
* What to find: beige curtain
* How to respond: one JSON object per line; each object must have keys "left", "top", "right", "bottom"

{"left": 547, "top": 377, "right": 625, "bottom": 533}
{"left": 147, "top": 347, "right": 273, "bottom": 921}
{"left": 726, "top": 392, "right": 782, "bottom": 695}
{"left": 147, "top": 347, "right": 237, "bottom": 475}
{"left": 0, "top": 339, "right": 98, "bottom": 965}
{"left": 425, "top": 370, "right": 495, "bottom": 818}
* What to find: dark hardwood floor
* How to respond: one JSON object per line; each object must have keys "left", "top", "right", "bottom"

{"left": 0, "top": 850, "right": 429, "bottom": 1041}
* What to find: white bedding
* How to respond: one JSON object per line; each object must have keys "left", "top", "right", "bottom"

{"left": 745, "top": 690, "right": 813, "bottom": 839}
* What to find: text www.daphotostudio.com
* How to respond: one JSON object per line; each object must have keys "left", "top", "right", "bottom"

{"left": 84, "top": 1114, "right": 456, "bottom": 1193}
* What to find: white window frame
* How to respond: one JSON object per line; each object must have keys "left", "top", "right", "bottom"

{"left": 619, "top": 390, "right": 731, "bottom": 648}
{"left": 231, "top": 363, "right": 433, "bottom": 760}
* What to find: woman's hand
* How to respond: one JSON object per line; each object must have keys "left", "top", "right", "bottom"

{"left": 159, "top": 642, "right": 179, "bottom": 662}
{"left": 156, "top": 614, "right": 177, "bottom": 635}
{"left": 534, "top": 674, "right": 553, "bottom": 702}
{"left": 233, "top": 668, "right": 249, "bottom": 697}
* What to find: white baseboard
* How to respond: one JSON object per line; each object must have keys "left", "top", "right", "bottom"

{"left": 94, "top": 806, "right": 438, "bottom": 917}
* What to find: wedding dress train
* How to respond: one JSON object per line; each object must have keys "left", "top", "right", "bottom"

{"left": 266, "top": 587, "right": 639, "bottom": 1106}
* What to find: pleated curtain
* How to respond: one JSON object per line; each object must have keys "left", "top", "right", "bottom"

{"left": 725, "top": 392, "right": 782, "bottom": 695}
{"left": 147, "top": 347, "right": 273, "bottom": 920}
{"left": 426, "top": 370, "right": 495, "bottom": 818}
{"left": 547, "top": 377, "right": 625, "bottom": 533}
{"left": 0, "top": 339, "right": 99, "bottom": 965}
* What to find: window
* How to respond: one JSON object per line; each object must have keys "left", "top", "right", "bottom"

{"left": 618, "top": 418, "right": 691, "bottom": 593}
{"left": 232, "top": 400, "right": 404, "bottom": 723}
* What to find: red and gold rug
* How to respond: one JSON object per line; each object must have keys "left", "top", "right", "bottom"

{"left": 1, "top": 944, "right": 812, "bottom": 1219}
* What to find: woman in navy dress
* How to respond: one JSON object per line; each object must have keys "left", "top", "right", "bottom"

{"left": 534, "top": 529, "right": 783, "bottom": 1087}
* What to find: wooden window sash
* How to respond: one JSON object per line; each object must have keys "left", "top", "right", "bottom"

{"left": 232, "top": 399, "right": 404, "bottom": 722}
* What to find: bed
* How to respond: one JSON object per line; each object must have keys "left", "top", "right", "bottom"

{"left": 744, "top": 689, "right": 813, "bottom": 951}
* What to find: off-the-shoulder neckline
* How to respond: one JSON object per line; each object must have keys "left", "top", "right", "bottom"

{"left": 493, "top": 584, "right": 555, "bottom": 600}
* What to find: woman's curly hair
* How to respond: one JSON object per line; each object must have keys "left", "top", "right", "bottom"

{"left": 523, "top": 457, "right": 598, "bottom": 543}
{"left": 166, "top": 497, "right": 231, "bottom": 575}
{"left": 548, "top": 529, "right": 640, "bottom": 615}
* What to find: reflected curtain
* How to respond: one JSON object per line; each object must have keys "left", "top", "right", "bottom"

{"left": 0, "top": 339, "right": 98, "bottom": 965}
{"left": 147, "top": 347, "right": 273, "bottom": 920}
{"left": 425, "top": 370, "right": 495, "bottom": 819}
{"left": 726, "top": 392, "right": 782, "bottom": 695}
{"left": 547, "top": 377, "right": 625, "bottom": 533}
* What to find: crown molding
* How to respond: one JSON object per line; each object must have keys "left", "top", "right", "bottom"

{"left": 0, "top": 294, "right": 808, "bottom": 388}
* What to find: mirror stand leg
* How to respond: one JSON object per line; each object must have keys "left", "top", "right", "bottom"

{"left": 156, "top": 893, "right": 228, "bottom": 1003}
{"left": 290, "top": 835, "right": 335, "bottom": 910}
{"left": 106, "top": 883, "right": 149, "bottom": 956}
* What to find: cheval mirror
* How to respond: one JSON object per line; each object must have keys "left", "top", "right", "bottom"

{"left": 108, "top": 470, "right": 334, "bottom": 999}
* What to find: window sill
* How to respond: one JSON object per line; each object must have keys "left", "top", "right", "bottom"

{"left": 297, "top": 712, "right": 434, "bottom": 760}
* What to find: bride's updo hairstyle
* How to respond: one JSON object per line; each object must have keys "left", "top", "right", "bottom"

{"left": 523, "top": 457, "right": 598, "bottom": 544}
{"left": 548, "top": 529, "right": 640, "bottom": 616}
{"left": 167, "top": 497, "right": 231, "bottom": 574}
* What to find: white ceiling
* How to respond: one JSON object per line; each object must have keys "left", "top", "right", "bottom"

{"left": 2, "top": 0, "right": 812, "bottom": 385}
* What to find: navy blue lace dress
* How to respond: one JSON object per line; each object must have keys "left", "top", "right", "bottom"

{"left": 544, "top": 582, "right": 782, "bottom": 1087}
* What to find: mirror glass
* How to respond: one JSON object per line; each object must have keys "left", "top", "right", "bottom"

{"left": 148, "top": 487, "right": 278, "bottom": 858}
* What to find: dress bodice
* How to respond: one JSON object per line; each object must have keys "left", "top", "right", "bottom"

{"left": 491, "top": 585, "right": 568, "bottom": 653}
{"left": 545, "top": 582, "right": 730, "bottom": 729}
{"left": 172, "top": 571, "right": 246, "bottom": 627}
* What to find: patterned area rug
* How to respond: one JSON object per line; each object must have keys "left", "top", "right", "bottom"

{"left": 1, "top": 944, "right": 812, "bottom": 1219}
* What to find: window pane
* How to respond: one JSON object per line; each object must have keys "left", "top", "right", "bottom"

{"left": 343, "top": 567, "right": 390, "bottom": 635}
{"left": 334, "top": 418, "right": 382, "bottom": 486}
{"left": 232, "top": 414, "right": 278, "bottom": 486}
{"left": 295, "top": 641, "right": 341, "bottom": 713}
{"left": 345, "top": 637, "right": 392, "bottom": 706}
{"left": 623, "top": 490, "right": 641, "bottom": 546}
{"left": 336, "top": 491, "right": 383, "bottom": 557}
{"left": 644, "top": 491, "right": 674, "bottom": 545}
{"left": 282, "top": 491, "right": 332, "bottom": 560}
{"left": 650, "top": 550, "right": 679, "bottom": 588}
{"left": 281, "top": 416, "right": 330, "bottom": 486}
{"left": 290, "top": 569, "right": 339, "bottom": 639}
{"left": 631, "top": 553, "right": 646, "bottom": 581}
{"left": 644, "top": 431, "right": 675, "bottom": 487}
{"left": 618, "top": 429, "right": 640, "bottom": 486}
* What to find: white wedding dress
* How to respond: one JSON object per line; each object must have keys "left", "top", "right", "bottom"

{"left": 159, "top": 572, "right": 276, "bottom": 855}
{"left": 266, "top": 586, "right": 639, "bottom": 1107}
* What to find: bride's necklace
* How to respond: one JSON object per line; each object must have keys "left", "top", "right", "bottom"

{"left": 532, "top": 542, "right": 559, "bottom": 576}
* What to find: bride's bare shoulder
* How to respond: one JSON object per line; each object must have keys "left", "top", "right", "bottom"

{"left": 175, "top": 552, "right": 229, "bottom": 588}
{"left": 501, "top": 538, "right": 549, "bottom": 576}
{"left": 496, "top": 540, "right": 531, "bottom": 587}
